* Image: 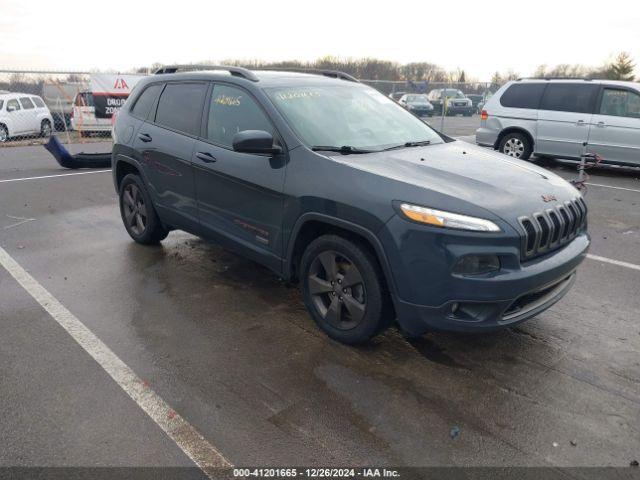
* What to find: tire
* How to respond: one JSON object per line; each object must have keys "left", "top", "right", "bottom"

{"left": 300, "top": 235, "right": 392, "bottom": 344}
{"left": 0, "top": 124, "right": 8, "bottom": 143}
{"left": 40, "top": 120, "right": 52, "bottom": 138}
{"left": 118, "top": 173, "right": 169, "bottom": 244}
{"left": 498, "top": 132, "right": 532, "bottom": 161}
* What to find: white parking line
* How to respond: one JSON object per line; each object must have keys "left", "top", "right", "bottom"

{"left": 587, "top": 254, "right": 640, "bottom": 272}
{"left": 0, "top": 170, "right": 111, "bottom": 183}
{"left": 585, "top": 183, "right": 640, "bottom": 194}
{"left": 0, "top": 245, "right": 231, "bottom": 476}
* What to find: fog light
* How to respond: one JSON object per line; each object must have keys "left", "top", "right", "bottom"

{"left": 453, "top": 255, "right": 500, "bottom": 275}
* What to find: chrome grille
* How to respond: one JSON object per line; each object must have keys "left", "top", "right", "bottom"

{"left": 518, "top": 197, "right": 587, "bottom": 260}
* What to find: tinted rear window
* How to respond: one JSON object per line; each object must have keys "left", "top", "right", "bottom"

{"left": 0, "top": 100, "right": 3, "bottom": 110}
{"left": 500, "top": 83, "right": 546, "bottom": 109}
{"left": 155, "top": 83, "right": 207, "bottom": 136}
{"left": 540, "top": 83, "right": 599, "bottom": 113}
{"left": 32, "top": 97, "right": 45, "bottom": 108}
{"left": 131, "top": 84, "right": 162, "bottom": 119}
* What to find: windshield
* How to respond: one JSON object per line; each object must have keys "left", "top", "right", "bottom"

{"left": 406, "top": 94, "right": 429, "bottom": 102}
{"left": 266, "top": 85, "right": 443, "bottom": 150}
{"left": 444, "top": 89, "right": 465, "bottom": 99}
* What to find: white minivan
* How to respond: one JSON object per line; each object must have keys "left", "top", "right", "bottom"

{"left": 70, "top": 91, "right": 112, "bottom": 136}
{"left": 0, "top": 92, "right": 54, "bottom": 142}
{"left": 476, "top": 79, "right": 640, "bottom": 166}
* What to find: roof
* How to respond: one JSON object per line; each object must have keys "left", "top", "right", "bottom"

{"left": 149, "top": 65, "right": 361, "bottom": 88}
{"left": 0, "top": 91, "right": 40, "bottom": 98}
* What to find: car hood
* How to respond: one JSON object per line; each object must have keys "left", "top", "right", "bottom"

{"left": 341, "top": 141, "right": 580, "bottom": 221}
{"left": 408, "top": 102, "right": 433, "bottom": 108}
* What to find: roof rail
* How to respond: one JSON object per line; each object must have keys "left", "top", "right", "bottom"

{"left": 517, "top": 77, "right": 593, "bottom": 81}
{"left": 258, "top": 67, "right": 359, "bottom": 83}
{"left": 154, "top": 64, "right": 259, "bottom": 82}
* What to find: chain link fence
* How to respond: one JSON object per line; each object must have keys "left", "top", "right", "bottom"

{"left": 0, "top": 69, "right": 499, "bottom": 149}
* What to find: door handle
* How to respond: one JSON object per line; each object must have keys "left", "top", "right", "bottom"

{"left": 138, "top": 133, "right": 152, "bottom": 142}
{"left": 196, "top": 151, "right": 217, "bottom": 163}
{"left": 576, "top": 120, "right": 586, "bottom": 126}
{"left": 596, "top": 121, "right": 606, "bottom": 128}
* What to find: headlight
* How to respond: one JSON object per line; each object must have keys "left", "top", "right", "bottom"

{"left": 399, "top": 203, "right": 500, "bottom": 232}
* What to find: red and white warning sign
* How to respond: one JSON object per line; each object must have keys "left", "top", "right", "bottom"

{"left": 90, "top": 74, "right": 145, "bottom": 119}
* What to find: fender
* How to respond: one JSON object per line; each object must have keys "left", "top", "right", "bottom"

{"left": 283, "top": 212, "right": 398, "bottom": 295}
{"left": 112, "top": 153, "right": 148, "bottom": 192}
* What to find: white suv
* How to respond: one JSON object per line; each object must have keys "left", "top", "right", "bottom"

{"left": 0, "top": 92, "right": 54, "bottom": 142}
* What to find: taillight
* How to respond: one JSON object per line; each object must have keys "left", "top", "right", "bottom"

{"left": 480, "top": 110, "right": 488, "bottom": 120}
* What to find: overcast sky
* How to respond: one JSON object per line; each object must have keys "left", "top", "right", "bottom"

{"left": 1, "top": 0, "right": 638, "bottom": 80}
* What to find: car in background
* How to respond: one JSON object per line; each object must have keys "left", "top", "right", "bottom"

{"left": 466, "top": 94, "right": 484, "bottom": 114}
{"left": 476, "top": 79, "right": 640, "bottom": 166}
{"left": 388, "top": 91, "right": 406, "bottom": 101}
{"left": 71, "top": 91, "right": 112, "bottom": 137}
{"left": 42, "top": 81, "right": 89, "bottom": 131}
{"left": 427, "top": 89, "right": 474, "bottom": 116}
{"left": 398, "top": 93, "right": 435, "bottom": 117}
{"left": 0, "top": 92, "right": 54, "bottom": 142}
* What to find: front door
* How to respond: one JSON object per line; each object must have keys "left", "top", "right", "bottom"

{"left": 134, "top": 82, "right": 208, "bottom": 231}
{"left": 588, "top": 86, "right": 640, "bottom": 166}
{"left": 193, "top": 83, "right": 286, "bottom": 271}
{"left": 536, "top": 83, "right": 599, "bottom": 159}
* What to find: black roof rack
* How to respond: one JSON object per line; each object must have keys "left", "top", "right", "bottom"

{"left": 517, "top": 77, "right": 593, "bottom": 81}
{"left": 258, "top": 68, "right": 359, "bottom": 83}
{"left": 154, "top": 64, "right": 259, "bottom": 82}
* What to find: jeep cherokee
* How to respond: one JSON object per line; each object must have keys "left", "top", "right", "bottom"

{"left": 112, "top": 65, "right": 589, "bottom": 344}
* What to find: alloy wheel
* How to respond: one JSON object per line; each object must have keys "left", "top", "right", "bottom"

{"left": 122, "top": 183, "right": 148, "bottom": 236}
{"left": 0, "top": 128, "right": 7, "bottom": 143}
{"left": 42, "top": 122, "right": 52, "bottom": 137}
{"left": 308, "top": 250, "right": 366, "bottom": 330}
{"left": 503, "top": 138, "right": 525, "bottom": 158}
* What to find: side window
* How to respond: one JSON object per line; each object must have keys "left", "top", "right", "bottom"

{"left": 7, "top": 99, "right": 20, "bottom": 111}
{"left": 207, "top": 84, "right": 274, "bottom": 147}
{"left": 539, "top": 83, "right": 599, "bottom": 113}
{"left": 131, "top": 84, "right": 162, "bottom": 119}
{"left": 500, "top": 83, "right": 546, "bottom": 109}
{"left": 19, "top": 97, "right": 35, "bottom": 110}
{"left": 600, "top": 88, "right": 640, "bottom": 119}
{"left": 0, "top": 100, "right": 3, "bottom": 111}
{"left": 155, "top": 83, "right": 208, "bottom": 136}
{"left": 32, "top": 97, "right": 45, "bottom": 108}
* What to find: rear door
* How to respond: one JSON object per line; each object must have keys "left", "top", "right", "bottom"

{"left": 536, "top": 83, "right": 599, "bottom": 159}
{"left": 133, "top": 82, "right": 208, "bottom": 231}
{"left": 18, "top": 97, "right": 38, "bottom": 132}
{"left": 587, "top": 86, "right": 640, "bottom": 165}
{"left": 192, "top": 82, "right": 286, "bottom": 271}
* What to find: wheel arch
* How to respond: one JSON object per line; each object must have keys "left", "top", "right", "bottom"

{"left": 114, "top": 156, "right": 143, "bottom": 192}
{"left": 495, "top": 127, "right": 535, "bottom": 151}
{"left": 284, "top": 213, "right": 397, "bottom": 297}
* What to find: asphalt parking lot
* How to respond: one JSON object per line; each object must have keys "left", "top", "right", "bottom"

{"left": 1, "top": 118, "right": 639, "bottom": 474}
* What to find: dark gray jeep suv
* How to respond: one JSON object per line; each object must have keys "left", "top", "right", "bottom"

{"left": 112, "top": 65, "right": 589, "bottom": 344}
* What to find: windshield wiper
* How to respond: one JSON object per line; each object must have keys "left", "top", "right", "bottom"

{"left": 382, "top": 140, "right": 432, "bottom": 151}
{"left": 311, "top": 145, "right": 376, "bottom": 154}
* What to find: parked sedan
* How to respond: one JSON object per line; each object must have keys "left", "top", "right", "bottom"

{"left": 466, "top": 94, "right": 484, "bottom": 114}
{"left": 398, "top": 94, "right": 435, "bottom": 117}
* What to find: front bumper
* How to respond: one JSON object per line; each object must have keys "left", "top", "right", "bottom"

{"left": 409, "top": 107, "right": 434, "bottom": 117}
{"left": 378, "top": 215, "right": 590, "bottom": 335}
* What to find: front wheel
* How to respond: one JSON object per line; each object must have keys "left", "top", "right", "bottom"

{"left": 498, "top": 132, "right": 532, "bottom": 160}
{"left": 300, "top": 235, "right": 392, "bottom": 344}
{"left": 0, "top": 125, "right": 8, "bottom": 143}
{"left": 119, "top": 174, "right": 169, "bottom": 244}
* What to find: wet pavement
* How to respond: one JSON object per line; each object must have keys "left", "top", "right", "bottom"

{"left": 0, "top": 136, "right": 639, "bottom": 470}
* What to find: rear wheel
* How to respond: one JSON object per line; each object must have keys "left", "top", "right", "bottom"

{"left": 300, "top": 235, "right": 392, "bottom": 344}
{"left": 0, "top": 125, "right": 8, "bottom": 143}
{"left": 40, "top": 120, "right": 52, "bottom": 138}
{"left": 119, "top": 174, "right": 168, "bottom": 244}
{"left": 499, "top": 132, "right": 532, "bottom": 160}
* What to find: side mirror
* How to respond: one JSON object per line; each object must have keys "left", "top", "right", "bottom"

{"left": 232, "top": 130, "right": 282, "bottom": 155}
